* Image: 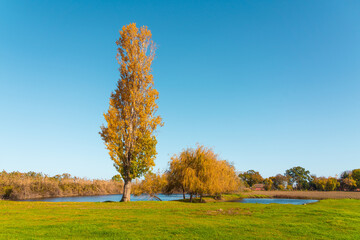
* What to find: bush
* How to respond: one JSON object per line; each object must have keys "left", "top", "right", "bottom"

{"left": 1, "top": 186, "right": 13, "bottom": 199}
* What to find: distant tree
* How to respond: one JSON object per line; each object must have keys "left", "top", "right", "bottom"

{"left": 339, "top": 170, "right": 357, "bottom": 190}
{"left": 340, "top": 170, "right": 352, "bottom": 179}
{"left": 325, "top": 177, "right": 340, "bottom": 191}
{"left": 312, "top": 177, "right": 327, "bottom": 191}
{"left": 352, "top": 169, "right": 360, "bottom": 188}
{"left": 100, "top": 23, "right": 163, "bottom": 202}
{"left": 341, "top": 177, "right": 357, "bottom": 191}
{"left": 263, "top": 178, "right": 273, "bottom": 191}
{"left": 269, "top": 174, "right": 289, "bottom": 190}
{"left": 238, "top": 170, "right": 264, "bottom": 187}
{"left": 313, "top": 176, "right": 340, "bottom": 191}
{"left": 309, "top": 175, "right": 317, "bottom": 190}
{"left": 285, "top": 166, "right": 311, "bottom": 190}
{"left": 167, "top": 145, "right": 239, "bottom": 202}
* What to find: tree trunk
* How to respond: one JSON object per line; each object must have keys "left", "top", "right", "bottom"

{"left": 151, "top": 194, "right": 162, "bottom": 201}
{"left": 182, "top": 186, "right": 185, "bottom": 199}
{"left": 190, "top": 194, "right": 193, "bottom": 203}
{"left": 200, "top": 195, "right": 203, "bottom": 203}
{"left": 121, "top": 179, "right": 131, "bottom": 202}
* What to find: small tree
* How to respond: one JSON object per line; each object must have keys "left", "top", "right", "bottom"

{"left": 238, "top": 170, "right": 263, "bottom": 187}
{"left": 263, "top": 178, "right": 273, "bottom": 190}
{"left": 100, "top": 23, "right": 163, "bottom": 202}
{"left": 269, "top": 174, "right": 288, "bottom": 190}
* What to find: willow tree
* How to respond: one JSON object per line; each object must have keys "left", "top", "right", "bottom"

{"left": 167, "top": 145, "right": 239, "bottom": 202}
{"left": 100, "top": 23, "right": 162, "bottom": 202}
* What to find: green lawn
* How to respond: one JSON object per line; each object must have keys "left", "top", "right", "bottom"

{"left": 1, "top": 199, "right": 359, "bottom": 239}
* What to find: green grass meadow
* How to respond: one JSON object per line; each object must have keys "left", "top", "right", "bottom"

{"left": 1, "top": 199, "right": 359, "bottom": 239}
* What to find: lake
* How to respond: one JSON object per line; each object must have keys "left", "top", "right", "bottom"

{"left": 23, "top": 194, "right": 186, "bottom": 202}
{"left": 236, "top": 198, "right": 318, "bottom": 205}
{"left": 23, "top": 195, "right": 318, "bottom": 204}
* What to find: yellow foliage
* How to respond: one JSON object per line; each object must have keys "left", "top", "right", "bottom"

{"left": 99, "top": 23, "right": 163, "bottom": 201}
{"left": 167, "top": 145, "right": 240, "bottom": 200}
{"left": 263, "top": 178, "right": 273, "bottom": 190}
{"left": 133, "top": 172, "right": 168, "bottom": 200}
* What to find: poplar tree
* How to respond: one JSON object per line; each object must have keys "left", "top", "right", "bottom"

{"left": 100, "top": 23, "right": 162, "bottom": 202}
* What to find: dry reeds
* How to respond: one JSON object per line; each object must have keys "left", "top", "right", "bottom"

{"left": 0, "top": 171, "right": 123, "bottom": 200}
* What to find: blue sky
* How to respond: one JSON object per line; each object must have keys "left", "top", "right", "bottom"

{"left": 0, "top": 0, "right": 359, "bottom": 179}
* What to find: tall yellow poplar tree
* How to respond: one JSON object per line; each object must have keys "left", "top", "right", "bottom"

{"left": 100, "top": 23, "right": 162, "bottom": 202}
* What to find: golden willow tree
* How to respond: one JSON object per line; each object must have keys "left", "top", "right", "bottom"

{"left": 167, "top": 145, "right": 239, "bottom": 202}
{"left": 100, "top": 23, "right": 162, "bottom": 202}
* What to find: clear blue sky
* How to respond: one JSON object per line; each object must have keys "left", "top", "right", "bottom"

{"left": 0, "top": 0, "right": 359, "bottom": 179}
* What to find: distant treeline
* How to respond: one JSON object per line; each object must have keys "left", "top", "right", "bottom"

{"left": 239, "top": 167, "right": 360, "bottom": 191}
{"left": 2, "top": 165, "right": 359, "bottom": 201}
{"left": 121, "top": 161, "right": 360, "bottom": 201}
{"left": 130, "top": 166, "right": 360, "bottom": 202}
{"left": 0, "top": 171, "right": 123, "bottom": 200}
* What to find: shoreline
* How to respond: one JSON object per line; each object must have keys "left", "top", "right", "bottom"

{"left": 10, "top": 193, "right": 122, "bottom": 201}
{"left": 6, "top": 191, "right": 360, "bottom": 202}
{"left": 201, "top": 191, "right": 360, "bottom": 203}
{"left": 241, "top": 190, "right": 360, "bottom": 200}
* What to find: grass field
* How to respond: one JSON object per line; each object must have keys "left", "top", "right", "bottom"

{"left": 1, "top": 199, "right": 360, "bottom": 239}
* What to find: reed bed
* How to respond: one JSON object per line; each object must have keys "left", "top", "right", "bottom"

{"left": 0, "top": 171, "right": 123, "bottom": 200}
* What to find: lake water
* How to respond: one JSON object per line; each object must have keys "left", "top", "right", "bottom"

{"left": 23, "top": 194, "right": 186, "bottom": 202}
{"left": 236, "top": 198, "right": 318, "bottom": 205}
{"left": 23, "top": 195, "right": 318, "bottom": 204}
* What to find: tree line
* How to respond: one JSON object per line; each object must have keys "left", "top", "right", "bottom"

{"left": 130, "top": 151, "right": 360, "bottom": 202}
{"left": 238, "top": 167, "right": 360, "bottom": 191}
